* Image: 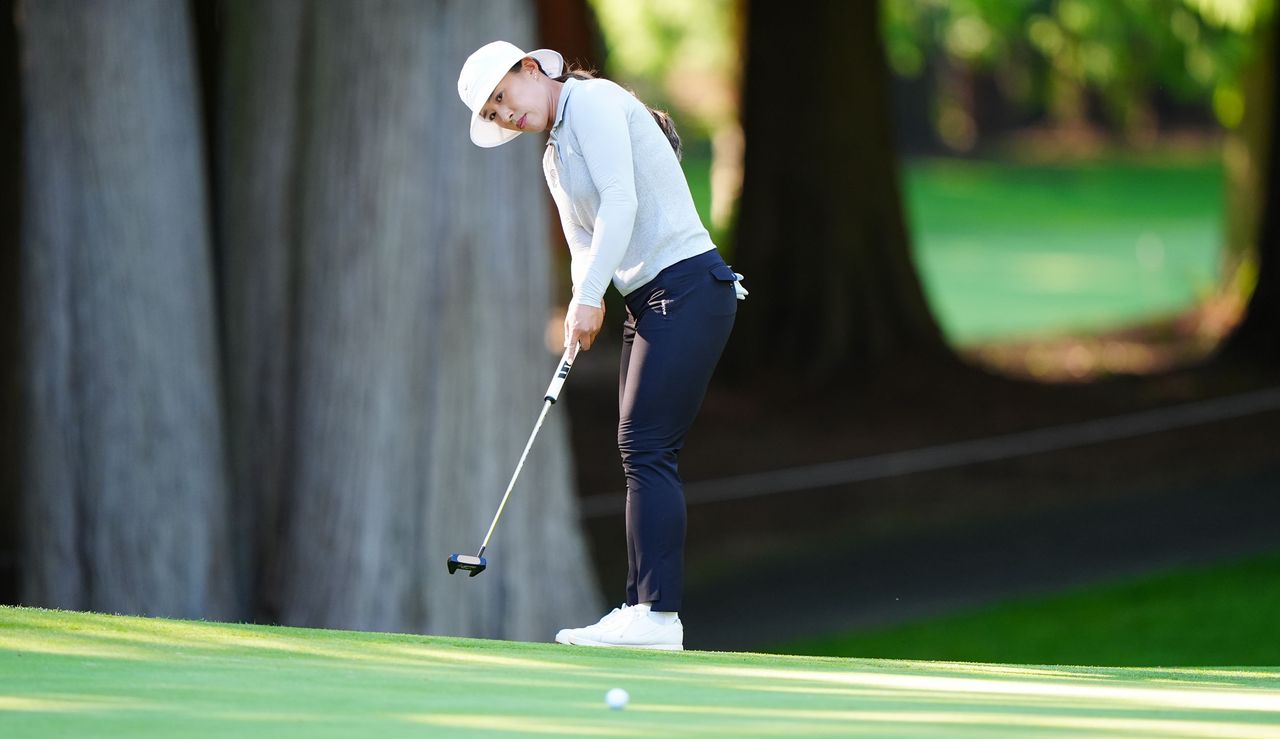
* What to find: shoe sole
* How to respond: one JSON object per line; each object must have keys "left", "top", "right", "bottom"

{"left": 555, "top": 633, "right": 683, "bottom": 651}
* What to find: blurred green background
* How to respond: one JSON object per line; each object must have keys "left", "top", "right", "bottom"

{"left": 682, "top": 152, "right": 1225, "bottom": 345}
{"left": 598, "top": 0, "right": 1273, "bottom": 375}
{"left": 583, "top": 0, "right": 1279, "bottom": 664}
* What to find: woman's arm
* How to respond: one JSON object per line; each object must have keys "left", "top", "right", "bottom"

{"left": 546, "top": 178, "right": 594, "bottom": 292}
{"left": 568, "top": 85, "right": 638, "bottom": 310}
{"left": 549, "top": 186, "right": 607, "bottom": 352}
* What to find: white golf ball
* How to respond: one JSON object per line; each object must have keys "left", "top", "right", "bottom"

{"left": 605, "top": 687, "right": 629, "bottom": 710}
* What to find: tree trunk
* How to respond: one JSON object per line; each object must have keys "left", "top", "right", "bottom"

{"left": 221, "top": 0, "right": 601, "bottom": 637}
{"left": 1224, "top": 11, "right": 1280, "bottom": 364}
{"left": 0, "top": 0, "right": 21, "bottom": 605}
{"left": 214, "top": 0, "right": 304, "bottom": 622}
{"left": 536, "top": 0, "right": 604, "bottom": 72}
{"left": 17, "top": 0, "right": 232, "bottom": 618}
{"left": 729, "top": 0, "right": 950, "bottom": 385}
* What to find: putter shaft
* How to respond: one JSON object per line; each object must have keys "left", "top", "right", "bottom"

{"left": 478, "top": 397, "right": 553, "bottom": 554}
{"left": 474, "top": 344, "right": 578, "bottom": 557}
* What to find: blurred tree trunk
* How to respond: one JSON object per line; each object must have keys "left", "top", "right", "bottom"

{"left": 1223, "top": 24, "right": 1271, "bottom": 279}
{"left": 221, "top": 0, "right": 601, "bottom": 637}
{"left": 536, "top": 0, "right": 603, "bottom": 71}
{"left": 214, "top": 0, "right": 303, "bottom": 622}
{"left": 1225, "top": 10, "right": 1280, "bottom": 363}
{"left": 0, "top": 0, "right": 20, "bottom": 604}
{"left": 729, "top": 0, "right": 950, "bottom": 384}
{"left": 17, "top": 0, "right": 233, "bottom": 617}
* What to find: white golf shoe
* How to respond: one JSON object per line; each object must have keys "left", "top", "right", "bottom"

{"left": 554, "top": 604, "right": 683, "bottom": 651}
{"left": 554, "top": 603, "right": 630, "bottom": 644}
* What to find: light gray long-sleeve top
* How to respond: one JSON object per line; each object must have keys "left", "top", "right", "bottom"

{"left": 542, "top": 77, "right": 715, "bottom": 308}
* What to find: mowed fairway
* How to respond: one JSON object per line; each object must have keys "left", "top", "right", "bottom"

{"left": 2, "top": 607, "right": 1279, "bottom": 737}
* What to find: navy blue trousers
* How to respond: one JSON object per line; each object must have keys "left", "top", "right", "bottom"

{"left": 619, "top": 249, "right": 737, "bottom": 612}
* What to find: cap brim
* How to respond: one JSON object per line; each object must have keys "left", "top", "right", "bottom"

{"left": 471, "top": 117, "right": 521, "bottom": 148}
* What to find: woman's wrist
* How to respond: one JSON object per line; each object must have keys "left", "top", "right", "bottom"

{"left": 569, "top": 293, "right": 604, "bottom": 309}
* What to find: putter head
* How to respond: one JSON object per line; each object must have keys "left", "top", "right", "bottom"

{"left": 447, "top": 553, "right": 487, "bottom": 577}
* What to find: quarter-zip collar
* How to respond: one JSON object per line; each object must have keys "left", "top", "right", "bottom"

{"left": 549, "top": 77, "right": 579, "bottom": 146}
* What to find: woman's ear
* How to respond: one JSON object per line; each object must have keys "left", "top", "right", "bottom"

{"left": 521, "top": 56, "right": 540, "bottom": 75}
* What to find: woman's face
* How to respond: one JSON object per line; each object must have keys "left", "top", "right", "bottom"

{"left": 477, "top": 58, "right": 554, "bottom": 134}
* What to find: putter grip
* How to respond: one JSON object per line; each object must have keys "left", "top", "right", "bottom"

{"left": 544, "top": 345, "right": 577, "bottom": 403}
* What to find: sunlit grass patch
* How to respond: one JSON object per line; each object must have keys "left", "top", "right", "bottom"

{"left": 1, "top": 605, "right": 1277, "bottom": 738}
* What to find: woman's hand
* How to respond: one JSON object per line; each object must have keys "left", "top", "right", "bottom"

{"left": 565, "top": 300, "right": 605, "bottom": 353}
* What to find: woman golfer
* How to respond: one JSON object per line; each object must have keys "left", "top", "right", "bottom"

{"left": 458, "top": 41, "right": 744, "bottom": 650}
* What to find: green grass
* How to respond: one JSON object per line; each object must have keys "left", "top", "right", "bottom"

{"left": 901, "top": 157, "right": 1225, "bottom": 344}
{"left": 2, "top": 606, "right": 1279, "bottom": 737}
{"left": 684, "top": 151, "right": 1226, "bottom": 345}
{"left": 776, "top": 551, "right": 1280, "bottom": 668}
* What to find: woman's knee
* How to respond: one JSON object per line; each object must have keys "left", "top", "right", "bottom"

{"left": 617, "top": 426, "right": 676, "bottom": 469}
{"left": 617, "top": 441, "right": 675, "bottom": 468}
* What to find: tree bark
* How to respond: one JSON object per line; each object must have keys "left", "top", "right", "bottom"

{"left": 17, "top": 0, "right": 232, "bottom": 617}
{"left": 0, "top": 0, "right": 21, "bottom": 605}
{"left": 1224, "top": 11, "right": 1280, "bottom": 364}
{"left": 536, "top": 0, "right": 604, "bottom": 72}
{"left": 729, "top": 0, "right": 951, "bottom": 384}
{"left": 215, "top": 0, "right": 304, "bottom": 622}
{"left": 221, "top": 0, "right": 601, "bottom": 637}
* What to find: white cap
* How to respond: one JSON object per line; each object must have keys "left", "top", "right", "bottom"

{"left": 458, "top": 40, "right": 565, "bottom": 148}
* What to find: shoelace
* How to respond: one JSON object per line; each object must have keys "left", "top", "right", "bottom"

{"left": 596, "top": 604, "right": 631, "bottom": 626}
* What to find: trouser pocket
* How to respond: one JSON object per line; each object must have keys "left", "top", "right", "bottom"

{"left": 706, "top": 263, "right": 739, "bottom": 316}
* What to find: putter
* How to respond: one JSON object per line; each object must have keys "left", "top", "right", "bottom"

{"left": 448, "top": 343, "right": 580, "bottom": 577}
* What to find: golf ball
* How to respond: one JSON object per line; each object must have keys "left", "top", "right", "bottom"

{"left": 605, "top": 687, "right": 629, "bottom": 710}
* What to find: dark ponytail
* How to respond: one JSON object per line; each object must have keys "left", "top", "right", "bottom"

{"left": 645, "top": 107, "right": 683, "bottom": 162}
{"left": 530, "top": 63, "right": 683, "bottom": 161}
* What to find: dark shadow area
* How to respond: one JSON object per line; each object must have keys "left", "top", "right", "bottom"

{"left": 686, "top": 458, "right": 1280, "bottom": 651}
{"left": 567, "top": 350, "right": 1280, "bottom": 651}
{"left": 0, "top": 0, "right": 22, "bottom": 606}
